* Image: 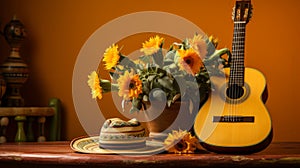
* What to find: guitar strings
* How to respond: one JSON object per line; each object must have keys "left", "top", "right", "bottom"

{"left": 234, "top": 22, "right": 238, "bottom": 122}
{"left": 235, "top": 22, "right": 241, "bottom": 122}
{"left": 235, "top": 22, "right": 246, "bottom": 122}
{"left": 231, "top": 21, "right": 245, "bottom": 122}
{"left": 231, "top": 22, "right": 235, "bottom": 121}
{"left": 232, "top": 21, "right": 239, "bottom": 122}
{"left": 235, "top": 22, "right": 240, "bottom": 122}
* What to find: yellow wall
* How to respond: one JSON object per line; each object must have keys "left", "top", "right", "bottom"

{"left": 0, "top": 0, "right": 299, "bottom": 142}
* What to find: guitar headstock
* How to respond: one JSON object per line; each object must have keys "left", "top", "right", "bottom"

{"left": 232, "top": 0, "right": 253, "bottom": 23}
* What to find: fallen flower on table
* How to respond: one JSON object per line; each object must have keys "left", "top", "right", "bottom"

{"left": 164, "top": 129, "right": 201, "bottom": 154}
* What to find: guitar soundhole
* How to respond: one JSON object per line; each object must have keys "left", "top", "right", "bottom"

{"left": 226, "top": 84, "right": 244, "bottom": 99}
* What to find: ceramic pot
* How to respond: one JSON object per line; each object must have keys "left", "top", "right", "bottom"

{"left": 0, "top": 16, "right": 28, "bottom": 106}
{"left": 145, "top": 101, "right": 195, "bottom": 141}
{"left": 0, "top": 73, "right": 6, "bottom": 106}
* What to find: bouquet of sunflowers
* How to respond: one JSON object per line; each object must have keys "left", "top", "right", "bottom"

{"left": 88, "top": 34, "right": 230, "bottom": 114}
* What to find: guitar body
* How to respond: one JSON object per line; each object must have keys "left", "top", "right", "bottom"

{"left": 194, "top": 68, "right": 273, "bottom": 154}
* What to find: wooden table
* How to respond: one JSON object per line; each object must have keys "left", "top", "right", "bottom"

{"left": 0, "top": 141, "right": 299, "bottom": 168}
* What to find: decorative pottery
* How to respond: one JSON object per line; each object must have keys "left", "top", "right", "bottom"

{"left": 145, "top": 101, "right": 195, "bottom": 141}
{"left": 0, "top": 16, "right": 29, "bottom": 107}
{"left": 0, "top": 73, "right": 6, "bottom": 106}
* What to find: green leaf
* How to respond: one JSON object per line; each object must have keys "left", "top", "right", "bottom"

{"left": 132, "top": 98, "right": 142, "bottom": 110}
{"left": 142, "top": 81, "right": 150, "bottom": 94}
{"left": 109, "top": 72, "right": 119, "bottom": 80}
{"left": 121, "top": 99, "right": 126, "bottom": 112}
{"left": 139, "top": 55, "right": 152, "bottom": 64}
{"left": 152, "top": 48, "right": 164, "bottom": 68}
{"left": 167, "top": 100, "right": 172, "bottom": 107}
{"left": 149, "top": 89, "right": 166, "bottom": 102}
{"left": 172, "top": 94, "right": 181, "bottom": 103}
{"left": 143, "top": 95, "right": 149, "bottom": 101}
{"left": 119, "top": 57, "right": 136, "bottom": 69}
{"left": 157, "top": 77, "right": 173, "bottom": 90}
{"left": 164, "top": 63, "right": 178, "bottom": 73}
{"left": 165, "top": 50, "right": 175, "bottom": 60}
{"left": 129, "top": 107, "right": 139, "bottom": 114}
{"left": 204, "top": 48, "right": 230, "bottom": 65}
{"left": 100, "top": 79, "right": 111, "bottom": 88}
{"left": 186, "top": 81, "right": 199, "bottom": 90}
{"left": 147, "top": 75, "right": 156, "bottom": 82}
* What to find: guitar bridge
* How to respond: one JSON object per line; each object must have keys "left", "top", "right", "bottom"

{"left": 213, "top": 116, "right": 254, "bottom": 122}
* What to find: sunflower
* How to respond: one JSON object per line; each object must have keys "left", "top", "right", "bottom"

{"left": 188, "top": 34, "right": 207, "bottom": 59}
{"left": 164, "top": 130, "right": 201, "bottom": 154}
{"left": 117, "top": 71, "right": 143, "bottom": 100}
{"left": 103, "top": 44, "right": 120, "bottom": 70}
{"left": 87, "top": 71, "right": 103, "bottom": 99}
{"left": 177, "top": 48, "right": 203, "bottom": 75}
{"left": 140, "top": 35, "right": 164, "bottom": 55}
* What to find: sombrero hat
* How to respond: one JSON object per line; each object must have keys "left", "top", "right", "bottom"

{"left": 70, "top": 136, "right": 165, "bottom": 155}
{"left": 70, "top": 118, "right": 166, "bottom": 155}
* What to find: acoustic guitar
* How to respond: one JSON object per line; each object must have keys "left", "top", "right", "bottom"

{"left": 193, "top": 0, "right": 273, "bottom": 154}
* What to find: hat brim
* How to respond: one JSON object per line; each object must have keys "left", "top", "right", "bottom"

{"left": 70, "top": 136, "right": 166, "bottom": 155}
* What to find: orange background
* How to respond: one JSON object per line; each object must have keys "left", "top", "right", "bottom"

{"left": 0, "top": 0, "right": 299, "bottom": 142}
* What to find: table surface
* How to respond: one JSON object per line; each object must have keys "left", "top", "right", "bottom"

{"left": 0, "top": 141, "right": 300, "bottom": 168}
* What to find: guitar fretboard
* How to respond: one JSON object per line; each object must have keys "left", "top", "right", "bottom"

{"left": 229, "top": 22, "right": 246, "bottom": 86}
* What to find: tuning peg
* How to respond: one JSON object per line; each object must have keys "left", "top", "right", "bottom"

{"left": 232, "top": 6, "right": 236, "bottom": 21}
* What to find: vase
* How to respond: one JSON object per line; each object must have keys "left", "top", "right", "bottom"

{"left": 0, "top": 16, "right": 29, "bottom": 107}
{"left": 0, "top": 73, "right": 6, "bottom": 106}
{"left": 145, "top": 101, "right": 195, "bottom": 141}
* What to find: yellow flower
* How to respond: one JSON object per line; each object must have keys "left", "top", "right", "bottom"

{"left": 103, "top": 44, "right": 120, "bottom": 70}
{"left": 164, "top": 130, "right": 201, "bottom": 154}
{"left": 188, "top": 34, "right": 207, "bottom": 59}
{"left": 117, "top": 71, "right": 143, "bottom": 100}
{"left": 177, "top": 48, "right": 203, "bottom": 75}
{"left": 140, "top": 35, "right": 164, "bottom": 55}
{"left": 87, "top": 71, "right": 103, "bottom": 99}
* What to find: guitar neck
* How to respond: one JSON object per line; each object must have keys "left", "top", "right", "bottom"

{"left": 229, "top": 22, "right": 246, "bottom": 86}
